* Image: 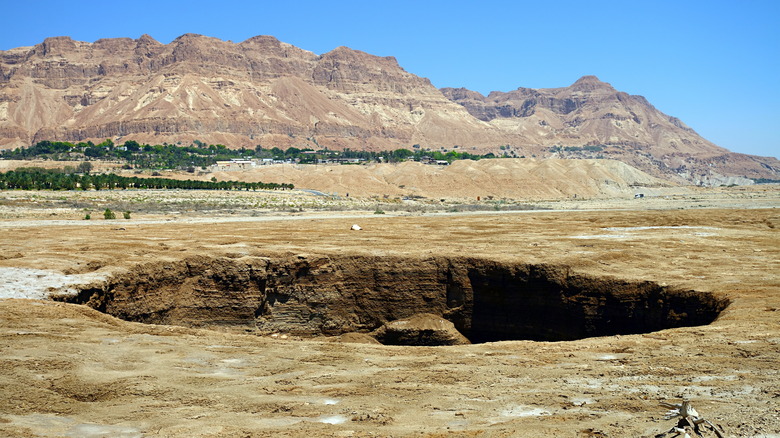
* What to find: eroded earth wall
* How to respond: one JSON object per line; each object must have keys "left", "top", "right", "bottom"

{"left": 60, "top": 254, "right": 730, "bottom": 343}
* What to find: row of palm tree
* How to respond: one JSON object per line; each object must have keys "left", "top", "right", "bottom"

{"left": 0, "top": 168, "right": 294, "bottom": 191}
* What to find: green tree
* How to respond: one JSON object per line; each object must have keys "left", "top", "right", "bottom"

{"left": 123, "top": 140, "right": 141, "bottom": 151}
{"left": 77, "top": 161, "right": 93, "bottom": 174}
{"left": 97, "top": 139, "right": 115, "bottom": 150}
{"left": 84, "top": 147, "right": 105, "bottom": 158}
{"left": 285, "top": 147, "right": 301, "bottom": 156}
{"left": 391, "top": 148, "right": 414, "bottom": 161}
{"left": 79, "top": 175, "right": 91, "bottom": 190}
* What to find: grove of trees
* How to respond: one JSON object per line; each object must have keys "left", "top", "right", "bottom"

{"left": 0, "top": 139, "right": 498, "bottom": 169}
{"left": 0, "top": 167, "right": 293, "bottom": 191}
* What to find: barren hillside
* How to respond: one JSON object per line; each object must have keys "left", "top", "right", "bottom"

{"left": 205, "top": 158, "right": 673, "bottom": 200}
{"left": 1, "top": 34, "right": 778, "bottom": 184}
{"left": 442, "top": 76, "right": 780, "bottom": 184}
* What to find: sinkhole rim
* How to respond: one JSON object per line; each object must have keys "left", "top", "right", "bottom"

{"left": 58, "top": 254, "right": 732, "bottom": 346}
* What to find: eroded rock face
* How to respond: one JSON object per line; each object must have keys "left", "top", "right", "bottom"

{"left": 441, "top": 76, "right": 780, "bottom": 182}
{"left": 2, "top": 35, "right": 778, "bottom": 182}
{"left": 0, "top": 34, "right": 498, "bottom": 153}
{"left": 71, "top": 255, "right": 269, "bottom": 329}
{"left": 60, "top": 254, "right": 730, "bottom": 344}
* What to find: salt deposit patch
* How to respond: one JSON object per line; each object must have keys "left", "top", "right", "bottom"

{"left": 485, "top": 406, "right": 552, "bottom": 425}
{"left": 571, "top": 226, "right": 721, "bottom": 240}
{"left": 67, "top": 423, "right": 142, "bottom": 438}
{"left": 0, "top": 267, "right": 106, "bottom": 300}
{"left": 596, "top": 354, "right": 620, "bottom": 361}
{"left": 691, "top": 374, "right": 737, "bottom": 382}
{"left": 570, "top": 233, "right": 632, "bottom": 240}
{"left": 500, "top": 405, "right": 551, "bottom": 418}
{"left": 253, "top": 417, "right": 302, "bottom": 427}
{"left": 570, "top": 397, "right": 594, "bottom": 407}
{"left": 316, "top": 415, "right": 348, "bottom": 425}
{"left": 5, "top": 414, "right": 142, "bottom": 438}
{"left": 603, "top": 226, "right": 720, "bottom": 232}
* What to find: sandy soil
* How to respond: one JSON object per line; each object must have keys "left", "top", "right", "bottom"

{"left": 206, "top": 159, "right": 675, "bottom": 200}
{"left": 0, "top": 187, "right": 779, "bottom": 437}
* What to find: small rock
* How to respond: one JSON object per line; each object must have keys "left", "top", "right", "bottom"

{"left": 373, "top": 313, "right": 471, "bottom": 346}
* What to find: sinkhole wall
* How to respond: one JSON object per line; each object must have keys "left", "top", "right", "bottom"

{"left": 64, "top": 254, "right": 730, "bottom": 342}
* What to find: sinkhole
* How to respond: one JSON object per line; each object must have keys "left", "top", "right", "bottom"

{"left": 60, "top": 254, "right": 730, "bottom": 345}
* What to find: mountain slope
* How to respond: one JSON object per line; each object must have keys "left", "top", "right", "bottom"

{"left": 0, "top": 34, "right": 508, "bottom": 152}
{"left": 1, "top": 34, "right": 778, "bottom": 184}
{"left": 441, "top": 76, "right": 779, "bottom": 184}
{"left": 206, "top": 158, "right": 672, "bottom": 200}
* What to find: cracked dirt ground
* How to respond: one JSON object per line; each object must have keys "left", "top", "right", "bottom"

{"left": 0, "top": 193, "right": 778, "bottom": 437}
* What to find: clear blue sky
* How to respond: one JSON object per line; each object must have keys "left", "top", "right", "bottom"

{"left": 2, "top": 0, "right": 778, "bottom": 158}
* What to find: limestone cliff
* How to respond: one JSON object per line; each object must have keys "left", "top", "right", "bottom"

{"left": 0, "top": 34, "right": 506, "bottom": 153}
{"left": 442, "top": 76, "right": 780, "bottom": 183}
{"left": 1, "top": 35, "right": 778, "bottom": 183}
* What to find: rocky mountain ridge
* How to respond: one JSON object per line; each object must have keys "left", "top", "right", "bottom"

{"left": 1, "top": 34, "right": 778, "bottom": 184}
{"left": 441, "top": 76, "right": 778, "bottom": 185}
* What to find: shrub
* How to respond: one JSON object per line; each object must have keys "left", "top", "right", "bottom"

{"left": 103, "top": 208, "right": 116, "bottom": 220}
{"left": 123, "top": 211, "right": 131, "bottom": 219}
{"left": 84, "top": 213, "right": 91, "bottom": 220}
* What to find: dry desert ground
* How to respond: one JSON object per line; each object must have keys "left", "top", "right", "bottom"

{"left": 0, "top": 183, "right": 779, "bottom": 437}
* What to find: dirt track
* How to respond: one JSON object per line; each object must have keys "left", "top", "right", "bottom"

{"left": 1, "top": 188, "right": 779, "bottom": 437}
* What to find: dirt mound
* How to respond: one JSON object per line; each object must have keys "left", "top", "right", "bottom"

{"left": 211, "top": 158, "right": 673, "bottom": 199}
